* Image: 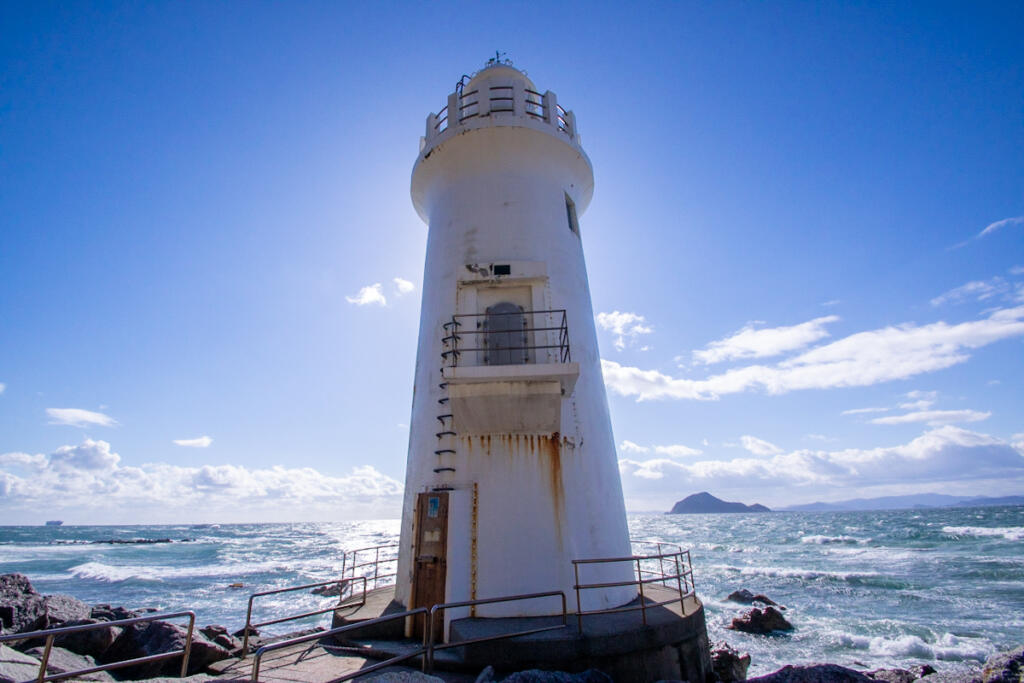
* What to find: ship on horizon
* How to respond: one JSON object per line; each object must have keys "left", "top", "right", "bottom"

{"left": 44, "top": 520, "right": 63, "bottom": 526}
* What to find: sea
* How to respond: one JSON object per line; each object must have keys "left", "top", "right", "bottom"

{"left": 2, "top": 506, "right": 1022, "bottom": 678}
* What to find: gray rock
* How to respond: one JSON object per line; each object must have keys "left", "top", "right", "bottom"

{"left": 748, "top": 664, "right": 873, "bottom": 682}
{"left": 981, "top": 645, "right": 1024, "bottom": 682}
{"left": 101, "top": 620, "right": 231, "bottom": 679}
{"left": 866, "top": 665, "right": 937, "bottom": 683}
{"left": 199, "top": 625, "right": 241, "bottom": 653}
{"left": 500, "top": 670, "right": 614, "bottom": 683}
{"left": 727, "top": 589, "right": 784, "bottom": 609}
{"left": 0, "top": 573, "right": 46, "bottom": 634}
{"left": 0, "top": 643, "right": 42, "bottom": 683}
{"left": 311, "top": 583, "right": 346, "bottom": 597}
{"left": 90, "top": 605, "right": 138, "bottom": 622}
{"left": 24, "top": 645, "right": 115, "bottom": 681}
{"left": 727, "top": 607, "right": 794, "bottom": 634}
{"left": 49, "top": 618, "right": 122, "bottom": 658}
{"left": 712, "top": 641, "right": 752, "bottom": 681}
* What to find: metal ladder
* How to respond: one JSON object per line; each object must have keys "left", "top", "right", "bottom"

{"left": 434, "top": 319, "right": 460, "bottom": 490}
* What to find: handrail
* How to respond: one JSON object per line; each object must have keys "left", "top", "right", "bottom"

{"left": 341, "top": 544, "right": 399, "bottom": 597}
{"left": 250, "top": 608, "right": 428, "bottom": 682}
{"left": 425, "top": 591, "right": 567, "bottom": 672}
{"left": 572, "top": 548, "right": 695, "bottom": 632}
{"left": 241, "top": 576, "right": 367, "bottom": 655}
{"left": 442, "top": 309, "right": 571, "bottom": 367}
{"left": 0, "top": 610, "right": 195, "bottom": 683}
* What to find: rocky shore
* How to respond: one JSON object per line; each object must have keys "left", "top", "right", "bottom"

{"left": 2, "top": 574, "right": 1021, "bottom": 682}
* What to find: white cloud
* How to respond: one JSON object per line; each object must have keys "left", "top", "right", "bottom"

{"left": 596, "top": 311, "right": 653, "bottom": 351}
{"left": 870, "top": 409, "right": 991, "bottom": 426}
{"left": 741, "top": 435, "right": 783, "bottom": 456}
{"left": 173, "top": 436, "right": 212, "bottom": 448}
{"left": 619, "top": 426, "right": 1024, "bottom": 510}
{"left": 346, "top": 283, "right": 387, "bottom": 306}
{"left": 1010, "top": 266, "right": 1024, "bottom": 276}
{"left": 931, "top": 277, "right": 1011, "bottom": 307}
{"left": 978, "top": 216, "right": 1024, "bottom": 238}
{"left": 654, "top": 444, "right": 703, "bottom": 457}
{"left": 602, "top": 306, "right": 1024, "bottom": 401}
{"left": 393, "top": 277, "right": 415, "bottom": 296}
{"left": 821, "top": 300, "right": 841, "bottom": 307}
{"left": 46, "top": 408, "right": 118, "bottom": 428}
{"left": 0, "top": 440, "right": 403, "bottom": 523}
{"left": 619, "top": 440, "right": 650, "bottom": 454}
{"left": 694, "top": 315, "right": 839, "bottom": 365}
{"left": 0, "top": 383, "right": 5, "bottom": 394}
{"left": 841, "top": 406, "right": 889, "bottom": 415}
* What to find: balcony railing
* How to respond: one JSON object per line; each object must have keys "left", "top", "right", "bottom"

{"left": 441, "top": 309, "right": 570, "bottom": 368}
{"left": 424, "top": 84, "right": 578, "bottom": 148}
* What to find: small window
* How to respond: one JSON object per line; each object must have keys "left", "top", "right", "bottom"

{"left": 493, "top": 264, "right": 511, "bottom": 276}
{"left": 565, "top": 193, "right": 579, "bottom": 236}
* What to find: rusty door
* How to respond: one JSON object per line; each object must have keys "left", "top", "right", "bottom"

{"left": 411, "top": 491, "right": 449, "bottom": 627}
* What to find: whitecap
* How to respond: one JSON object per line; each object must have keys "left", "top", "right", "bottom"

{"left": 801, "top": 535, "right": 861, "bottom": 544}
{"left": 941, "top": 526, "right": 1024, "bottom": 541}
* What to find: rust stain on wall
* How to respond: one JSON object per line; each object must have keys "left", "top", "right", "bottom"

{"left": 539, "top": 431, "right": 564, "bottom": 547}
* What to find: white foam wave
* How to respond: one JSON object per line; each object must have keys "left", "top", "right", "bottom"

{"left": 709, "top": 563, "right": 884, "bottom": 582}
{"left": 68, "top": 558, "right": 307, "bottom": 583}
{"left": 801, "top": 534, "right": 862, "bottom": 544}
{"left": 942, "top": 525, "right": 1024, "bottom": 541}
{"left": 835, "top": 632, "right": 990, "bottom": 661}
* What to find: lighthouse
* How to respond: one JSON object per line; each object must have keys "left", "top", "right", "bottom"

{"left": 394, "top": 58, "right": 637, "bottom": 620}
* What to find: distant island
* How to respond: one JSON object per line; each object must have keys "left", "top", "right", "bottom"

{"left": 667, "top": 492, "right": 771, "bottom": 514}
{"left": 781, "top": 493, "right": 1024, "bottom": 512}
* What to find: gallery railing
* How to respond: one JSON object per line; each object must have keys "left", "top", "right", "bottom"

{"left": 441, "top": 309, "right": 570, "bottom": 367}
{"left": 424, "top": 84, "right": 577, "bottom": 145}
{"left": 340, "top": 543, "right": 399, "bottom": 597}
{"left": 0, "top": 610, "right": 195, "bottom": 683}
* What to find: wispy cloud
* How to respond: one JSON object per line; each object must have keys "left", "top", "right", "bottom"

{"left": 619, "top": 426, "right": 1024, "bottom": 510}
{"left": 0, "top": 440, "right": 403, "bottom": 522}
{"left": 741, "top": 435, "right": 783, "bottom": 456}
{"left": 393, "top": 277, "right": 415, "bottom": 296}
{"left": 46, "top": 408, "right": 117, "bottom": 428}
{"left": 870, "top": 409, "right": 990, "bottom": 426}
{"left": 694, "top": 316, "right": 839, "bottom": 365}
{"left": 596, "top": 311, "right": 652, "bottom": 351}
{"left": 978, "top": 216, "right": 1024, "bottom": 238}
{"left": 618, "top": 440, "right": 702, "bottom": 457}
{"left": 602, "top": 306, "right": 1024, "bottom": 401}
{"left": 931, "top": 277, "right": 1011, "bottom": 307}
{"left": 0, "top": 383, "right": 5, "bottom": 394}
{"left": 841, "top": 406, "right": 889, "bottom": 416}
{"left": 346, "top": 283, "right": 387, "bottom": 306}
{"left": 173, "top": 436, "right": 212, "bottom": 448}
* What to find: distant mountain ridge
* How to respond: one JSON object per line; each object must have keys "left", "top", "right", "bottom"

{"left": 782, "top": 493, "right": 1024, "bottom": 512}
{"left": 667, "top": 492, "right": 771, "bottom": 514}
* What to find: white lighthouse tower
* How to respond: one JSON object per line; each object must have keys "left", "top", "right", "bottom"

{"left": 395, "top": 58, "right": 637, "bottom": 620}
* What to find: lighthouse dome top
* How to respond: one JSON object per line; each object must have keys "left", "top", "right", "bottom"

{"left": 464, "top": 63, "right": 536, "bottom": 93}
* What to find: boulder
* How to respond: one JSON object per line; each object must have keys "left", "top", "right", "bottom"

{"left": 311, "top": 583, "right": 346, "bottom": 597}
{"left": 91, "top": 605, "right": 139, "bottom": 622}
{"left": 748, "top": 664, "right": 873, "bottom": 682}
{"left": 981, "top": 644, "right": 1024, "bottom": 682}
{"left": 363, "top": 672, "right": 446, "bottom": 682}
{"left": 712, "top": 641, "right": 752, "bottom": 681}
{"left": 50, "top": 618, "right": 122, "bottom": 658}
{"left": 101, "top": 620, "right": 231, "bottom": 679}
{"left": 0, "top": 573, "right": 46, "bottom": 634}
{"left": 41, "top": 594, "right": 91, "bottom": 626}
{"left": 727, "top": 589, "right": 784, "bottom": 609}
{"left": 728, "top": 607, "right": 794, "bottom": 634}
{"left": 0, "top": 643, "right": 42, "bottom": 683}
{"left": 24, "top": 645, "right": 115, "bottom": 681}
{"left": 199, "top": 625, "right": 241, "bottom": 652}
{"left": 499, "top": 671, "right": 614, "bottom": 683}
{"left": 866, "top": 665, "right": 936, "bottom": 683}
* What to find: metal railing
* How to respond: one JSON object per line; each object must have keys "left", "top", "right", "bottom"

{"left": 425, "top": 83, "right": 578, "bottom": 146}
{"left": 340, "top": 544, "right": 399, "bottom": 597}
{"left": 425, "top": 590, "right": 568, "bottom": 672}
{"left": 251, "top": 608, "right": 429, "bottom": 682}
{"left": 441, "top": 309, "right": 570, "bottom": 368}
{"left": 0, "top": 610, "right": 195, "bottom": 683}
{"left": 241, "top": 577, "right": 367, "bottom": 655}
{"left": 572, "top": 545, "right": 695, "bottom": 631}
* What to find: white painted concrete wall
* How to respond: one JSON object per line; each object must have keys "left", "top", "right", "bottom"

{"left": 397, "top": 64, "right": 637, "bottom": 619}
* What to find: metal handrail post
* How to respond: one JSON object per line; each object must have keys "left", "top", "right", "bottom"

{"left": 636, "top": 558, "right": 647, "bottom": 625}
{"left": 36, "top": 634, "right": 53, "bottom": 683}
{"left": 180, "top": 612, "right": 195, "bottom": 677}
{"left": 242, "top": 593, "right": 256, "bottom": 656}
{"left": 574, "top": 562, "right": 583, "bottom": 632}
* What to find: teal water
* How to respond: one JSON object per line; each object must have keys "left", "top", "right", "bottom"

{"left": 2, "top": 506, "right": 1022, "bottom": 677}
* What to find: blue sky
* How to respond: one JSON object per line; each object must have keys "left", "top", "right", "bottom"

{"left": 1, "top": 2, "right": 1022, "bottom": 523}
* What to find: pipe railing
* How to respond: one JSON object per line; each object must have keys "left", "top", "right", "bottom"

{"left": 241, "top": 576, "right": 367, "bottom": 655}
{"left": 341, "top": 544, "right": 399, "bottom": 596}
{"left": 441, "top": 309, "right": 570, "bottom": 368}
{"left": 425, "top": 83, "right": 577, "bottom": 144}
{"left": 572, "top": 547, "right": 695, "bottom": 632}
{"left": 425, "top": 590, "right": 568, "bottom": 672}
{"left": 250, "top": 608, "right": 429, "bottom": 682}
{"left": 0, "top": 610, "right": 195, "bottom": 683}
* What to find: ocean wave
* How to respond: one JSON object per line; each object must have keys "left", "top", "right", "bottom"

{"left": 67, "top": 558, "right": 312, "bottom": 583}
{"left": 801, "top": 535, "right": 864, "bottom": 545}
{"left": 835, "top": 632, "right": 990, "bottom": 662}
{"left": 942, "top": 526, "right": 1024, "bottom": 541}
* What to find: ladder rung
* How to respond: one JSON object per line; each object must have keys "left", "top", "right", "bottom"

{"left": 433, "top": 467, "right": 456, "bottom": 473}
{"left": 436, "top": 414, "right": 453, "bottom": 424}
{"left": 438, "top": 397, "right": 449, "bottom": 404}
{"left": 431, "top": 486, "right": 455, "bottom": 492}
{"left": 436, "top": 431, "right": 457, "bottom": 438}
{"left": 434, "top": 449, "right": 455, "bottom": 455}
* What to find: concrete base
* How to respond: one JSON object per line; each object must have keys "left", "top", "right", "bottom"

{"left": 333, "top": 585, "right": 711, "bottom": 683}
